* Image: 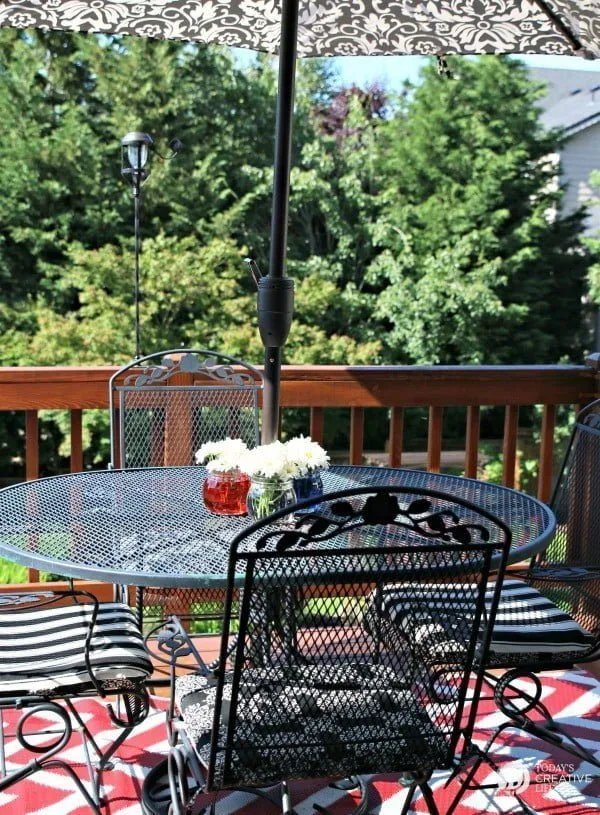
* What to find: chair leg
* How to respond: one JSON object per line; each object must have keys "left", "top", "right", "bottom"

{"left": 398, "top": 771, "right": 436, "bottom": 815}
{"left": 93, "top": 724, "right": 136, "bottom": 802}
{"left": 0, "top": 702, "right": 103, "bottom": 814}
{"left": 0, "top": 691, "right": 148, "bottom": 814}
{"left": 399, "top": 780, "right": 418, "bottom": 815}
{"left": 281, "top": 779, "right": 293, "bottom": 814}
{"left": 446, "top": 720, "right": 522, "bottom": 811}
{"left": 419, "top": 780, "right": 440, "bottom": 815}
{"left": 137, "top": 586, "right": 145, "bottom": 631}
{"left": 30, "top": 759, "right": 103, "bottom": 814}
{"left": 494, "top": 668, "right": 600, "bottom": 769}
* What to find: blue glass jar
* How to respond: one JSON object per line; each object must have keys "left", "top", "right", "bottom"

{"left": 292, "top": 469, "right": 324, "bottom": 512}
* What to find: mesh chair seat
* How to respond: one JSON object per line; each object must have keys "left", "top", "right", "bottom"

{"left": 366, "top": 578, "right": 596, "bottom": 669}
{"left": 176, "top": 663, "right": 449, "bottom": 788}
{"left": 0, "top": 602, "right": 152, "bottom": 695}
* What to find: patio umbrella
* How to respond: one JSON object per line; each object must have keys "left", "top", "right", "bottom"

{"left": 1, "top": 1, "right": 599, "bottom": 443}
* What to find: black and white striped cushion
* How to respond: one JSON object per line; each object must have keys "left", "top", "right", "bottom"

{"left": 0, "top": 602, "right": 152, "bottom": 694}
{"left": 373, "top": 579, "right": 595, "bottom": 657}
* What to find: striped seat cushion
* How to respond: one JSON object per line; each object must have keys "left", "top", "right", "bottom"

{"left": 0, "top": 601, "right": 152, "bottom": 694}
{"left": 369, "top": 579, "right": 595, "bottom": 659}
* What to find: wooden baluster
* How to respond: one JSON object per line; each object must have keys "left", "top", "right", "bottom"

{"left": 464, "top": 406, "right": 480, "bottom": 479}
{"left": 350, "top": 407, "right": 364, "bottom": 465}
{"left": 310, "top": 407, "right": 324, "bottom": 444}
{"left": 502, "top": 405, "right": 519, "bottom": 488}
{"left": 112, "top": 407, "right": 121, "bottom": 468}
{"left": 427, "top": 406, "right": 443, "bottom": 473}
{"left": 388, "top": 407, "right": 404, "bottom": 467}
{"left": 25, "top": 410, "right": 40, "bottom": 583}
{"left": 164, "top": 371, "right": 193, "bottom": 466}
{"left": 150, "top": 405, "right": 165, "bottom": 467}
{"left": 70, "top": 409, "right": 83, "bottom": 473}
{"left": 25, "top": 410, "right": 39, "bottom": 482}
{"left": 537, "top": 404, "right": 556, "bottom": 503}
{"left": 566, "top": 406, "right": 598, "bottom": 565}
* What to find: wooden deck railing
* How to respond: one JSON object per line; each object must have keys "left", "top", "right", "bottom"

{"left": 0, "top": 357, "right": 599, "bottom": 582}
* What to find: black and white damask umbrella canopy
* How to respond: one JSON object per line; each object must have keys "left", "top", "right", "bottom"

{"left": 1, "top": 1, "right": 599, "bottom": 57}
{"left": 1, "top": 1, "right": 599, "bottom": 443}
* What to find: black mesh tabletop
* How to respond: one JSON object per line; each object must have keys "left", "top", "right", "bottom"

{"left": 0, "top": 465, "right": 554, "bottom": 588}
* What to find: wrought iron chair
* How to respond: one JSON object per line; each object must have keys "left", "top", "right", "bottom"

{"left": 142, "top": 486, "right": 511, "bottom": 815}
{"left": 371, "top": 400, "right": 600, "bottom": 805}
{"left": 0, "top": 587, "right": 152, "bottom": 814}
{"left": 109, "top": 348, "right": 262, "bottom": 638}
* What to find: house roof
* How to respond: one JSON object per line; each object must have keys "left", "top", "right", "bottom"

{"left": 543, "top": 88, "right": 600, "bottom": 135}
{"left": 530, "top": 67, "right": 600, "bottom": 136}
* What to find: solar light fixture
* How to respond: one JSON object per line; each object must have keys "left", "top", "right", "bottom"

{"left": 121, "top": 131, "right": 154, "bottom": 197}
{"left": 120, "top": 131, "right": 182, "bottom": 358}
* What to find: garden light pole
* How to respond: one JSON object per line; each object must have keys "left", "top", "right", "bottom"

{"left": 121, "top": 131, "right": 153, "bottom": 360}
{"left": 121, "top": 132, "right": 182, "bottom": 360}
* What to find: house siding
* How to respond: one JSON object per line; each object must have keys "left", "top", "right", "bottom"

{"left": 560, "top": 124, "right": 600, "bottom": 235}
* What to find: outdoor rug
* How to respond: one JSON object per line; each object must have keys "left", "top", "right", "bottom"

{"left": 0, "top": 668, "right": 599, "bottom": 814}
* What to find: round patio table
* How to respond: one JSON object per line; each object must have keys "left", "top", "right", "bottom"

{"left": 0, "top": 465, "right": 555, "bottom": 587}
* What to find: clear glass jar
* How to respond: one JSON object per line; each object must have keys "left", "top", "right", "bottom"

{"left": 246, "top": 475, "right": 297, "bottom": 521}
{"left": 292, "top": 469, "right": 324, "bottom": 512}
{"left": 203, "top": 470, "right": 251, "bottom": 516}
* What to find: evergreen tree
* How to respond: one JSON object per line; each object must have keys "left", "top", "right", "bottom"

{"left": 368, "top": 56, "right": 589, "bottom": 364}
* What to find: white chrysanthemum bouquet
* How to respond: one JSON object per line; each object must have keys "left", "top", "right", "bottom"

{"left": 196, "top": 436, "right": 329, "bottom": 519}
{"left": 239, "top": 440, "right": 295, "bottom": 480}
{"left": 284, "top": 435, "right": 330, "bottom": 477}
{"left": 239, "top": 436, "right": 329, "bottom": 480}
{"left": 194, "top": 438, "right": 249, "bottom": 473}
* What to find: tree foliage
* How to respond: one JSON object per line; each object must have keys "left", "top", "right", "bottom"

{"left": 368, "top": 57, "right": 588, "bottom": 365}
{"left": 584, "top": 170, "right": 600, "bottom": 308}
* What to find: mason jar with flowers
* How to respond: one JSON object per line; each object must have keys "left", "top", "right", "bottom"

{"left": 195, "top": 438, "right": 251, "bottom": 516}
{"left": 284, "top": 435, "right": 329, "bottom": 510}
{"left": 241, "top": 440, "right": 298, "bottom": 521}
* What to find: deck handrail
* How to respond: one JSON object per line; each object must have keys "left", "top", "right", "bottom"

{"left": 0, "top": 362, "right": 596, "bottom": 409}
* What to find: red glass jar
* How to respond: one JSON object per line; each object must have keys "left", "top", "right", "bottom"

{"left": 203, "top": 470, "right": 251, "bottom": 515}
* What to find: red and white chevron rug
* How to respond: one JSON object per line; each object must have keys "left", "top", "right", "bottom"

{"left": 1, "top": 669, "right": 599, "bottom": 814}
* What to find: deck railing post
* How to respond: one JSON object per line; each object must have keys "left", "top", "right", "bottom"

{"left": 585, "top": 353, "right": 600, "bottom": 399}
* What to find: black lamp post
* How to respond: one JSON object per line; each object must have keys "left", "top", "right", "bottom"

{"left": 120, "top": 132, "right": 182, "bottom": 358}
{"left": 121, "top": 132, "right": 154, "bottom": 359}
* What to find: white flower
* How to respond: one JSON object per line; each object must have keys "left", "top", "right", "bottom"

{"left": 195, "top": 438, "right": 248, "bottom": 471}
{"left": 240, "top": 440, "right": 294, "bottom": 479}
{"left": 205, "top": 456, "right": 239, "bottom": 473}
{"left": 239, "top": 437, "right": 330, "bottom": 480}
{"left": 284, "top": 436, "right": 330, "bottom": 477}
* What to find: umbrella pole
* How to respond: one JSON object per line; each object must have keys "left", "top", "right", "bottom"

{"left": 259, "top": 0, "right": 299, "bottom": 443}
